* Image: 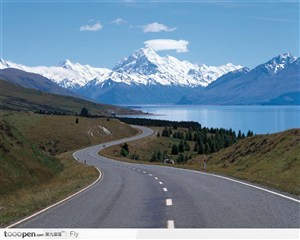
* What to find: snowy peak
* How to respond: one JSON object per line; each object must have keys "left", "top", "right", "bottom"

{"left": 0, "top": 59, "right": 12, "bottom": 68}
{"left": 113, "top": 47, "right": 160, "bottom": 75}
{"left": 260, "top": 53, "right": 297, "bottom": 74}
{"left": 57, "top": 59, "right": 75, "bottom": 69}
{"left": 112, "top": 47, "right": 242, "bottom": 86}
{"left": 0, "top": 48, "right": 243, "bottom": 89}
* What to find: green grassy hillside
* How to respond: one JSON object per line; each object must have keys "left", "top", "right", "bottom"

{"left": 0, "top": 79, "right": 141, "bottom": 116}
{"left": 0, "top": 119, "right": 63, "bottom": 194}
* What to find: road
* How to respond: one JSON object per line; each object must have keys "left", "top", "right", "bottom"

{"left": 14, "top": 126, "right": 299, "bottom": 228}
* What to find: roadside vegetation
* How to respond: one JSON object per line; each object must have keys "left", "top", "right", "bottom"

{"left": 101, "top": 119, "right": 300, "bottom": 196}
{"left": 0, "top": 111, "right": 139, "bottom": 226}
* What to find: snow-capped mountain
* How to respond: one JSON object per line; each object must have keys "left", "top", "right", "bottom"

{"left": 0, "top": 48, "right": 243, "bottom": 103}
{"left": 0, "top": 58, "right": 111, "bottom": 89}
{"left": 1, "top": 51, "right": 298, "bottom": 105}
{"left": 111, "top": 47, "right": 242, "bottom": 87}
{"left": 179, "top": 53, "right": 300, "bottom": 105}
{"left": 255, "top": 53, "right": 297, "bottom": 74}
{"left": 0, "top": 48, "right": 241, "bottom": 89}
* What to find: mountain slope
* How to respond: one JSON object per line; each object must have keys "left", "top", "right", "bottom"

{"left": 206, "top": 128, "right": 300, "bottom": 195}
{"left": 179, "top": 53, "right": 300, "bottom": 105}
{"left": 0, "top": 118, "right": 63, "bottom": 194}
{"left": 0, "top": 79, "right": 141, "bottom": 115}
{"left": 0, "top": 68, "right": 77, "bottom": 97}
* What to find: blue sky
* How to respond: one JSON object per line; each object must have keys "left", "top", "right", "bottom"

{"left": 1, "top": 0, "right": 299, "bottom": 69}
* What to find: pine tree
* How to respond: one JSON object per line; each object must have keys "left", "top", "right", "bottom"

{"left": 238, "top": 130, "right": 242, "bottom": 139}
{"left": 198, "top": 141, "right": 204, "bottom": 154}
{"left": 179, "top": 140, "right": 185, "bottom": 153}
{"left": 177, "top": 153, "right": 185, "bottom": 164}
{"left": 151, "top": 151, "right": 157, "bottom": 162}
{"left": 80, "top": 107, "right": 89, "bottom": 117}
{"left": 122, "top": 142, "right": 129, "bottom": 153}
{"left": 184, "top": 140, "right": 190, "bottom": 151}
{"left": 171, "top": 144, "right": 179, "bottom": 155}
{"left": 193, "top": 142, "right": 198, "bottom": 152}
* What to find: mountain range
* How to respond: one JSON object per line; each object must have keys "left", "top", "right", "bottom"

{"left": 179, "top": 53, "right": 300, "bottom": 105}
{"left": 0, "top": 49, "right": 299, "bottom": 105}
{"left": 0, "top": 48, "right": 241, "bottom": 104}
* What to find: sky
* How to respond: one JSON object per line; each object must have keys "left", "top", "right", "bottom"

{"left": 1, "top": 0, "right": 299, "bottom": 69}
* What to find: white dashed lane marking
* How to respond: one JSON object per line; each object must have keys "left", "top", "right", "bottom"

{"left": 163, "top": 188, "right": 168, "bottom": 192}
{"left": 167, "top": 220, "right": 175, "bottom": 229}
{"left": 166, "top": 199, "right": 173, "bottom": 206}
{"left": 159, "top": 182, "right": 163, "bottom": 185}
{"left": 155, "top": 177, "right": 158, "bottom": 180}
{"left": 149, "top": 174, "right": 152, "bottom": 176}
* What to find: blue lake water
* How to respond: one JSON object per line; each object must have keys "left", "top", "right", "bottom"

{"left": 127, "top": 105, "right": 300, "bottom": 134}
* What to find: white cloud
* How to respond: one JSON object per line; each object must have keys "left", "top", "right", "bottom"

{"left": 141, "top": 22, "right": 177, "bottom": 33}
{"left": 144, "top": 39, "right": 189, "bottom": 53}
{"left": 80, "top": 22, "right": 102, "bottom": 32}
{"left": 111, "top": 18, "right": 127, "bottom": 25}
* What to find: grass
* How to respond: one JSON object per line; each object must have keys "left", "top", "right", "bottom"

{"left": 0, "top": 152, "right": 98, "bottom": 227}
{"left": 2, "top": 111, "right": 138, "bottom": 155}
{"left": 101, "top": 127, "right": 300, "bottom": 196}
{"left": 0, "top": 111, "right": 139, "bottom": 227}
{"left": 0, "top": 79, "right": 142, "bottom": 116}
{"left": 102, "top": 127, "right": 196, "bottom": 162}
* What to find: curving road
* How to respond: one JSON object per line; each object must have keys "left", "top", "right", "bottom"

{"left": 14, "top": 126, "right": 299, "bottom": 228}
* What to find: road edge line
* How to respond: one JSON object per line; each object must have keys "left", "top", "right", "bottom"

{"left": 6, "top": 167, "right": 102, "bottom": 228}
{"left": 175, "top": 168, "right": 300, "bottom": 204}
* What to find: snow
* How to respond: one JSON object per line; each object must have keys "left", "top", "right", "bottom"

{"left": 0, "top": 47, "right": 243, "bottom": 89}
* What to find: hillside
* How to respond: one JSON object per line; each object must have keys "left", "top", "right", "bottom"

{"left": 205, "top": 129, "right": 300, "bottom": 195}
{"left": 0, "top": 79, "right": 141, "bottom": 115}
{"left": 0, "top": 112, "right": 139, "bottom": 226}
{"left": 0, "top": 118, "right": 63, "bottom": 194}
{"left": 102, "top": 126, "right": 300, "bottom": 195}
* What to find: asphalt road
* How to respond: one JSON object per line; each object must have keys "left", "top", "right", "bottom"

{"left": 15, "top": 126, "right": 300, "bottom": 228}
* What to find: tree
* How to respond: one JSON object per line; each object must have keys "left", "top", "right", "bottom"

{"left": 184, "top": 140, "right": 190, "bottom": 151}
{"left": 171, "top": 144, "right": 179, "bottom": 155}
{"left": 193, "top": 142, "right": 198, "bottom": 152}
{"left": 179, "top": 140, "right": 185, "bottom": 153}
{"left": 177, "top": 153, "right": 185, "bottom": 164}
{"left": 205, "top": 142, "right": 211, "bottom": 154}
{"left": 120, "top": 149, "right": 128, "bottom": 157}
{"left": 75, "top": 118, "right": 79, "bottom": 124}
{"left": 247, "top": 130, "right": 254, "bottom": 137}
{"left": 151, "top": 151, "right": 158, "bottom": 162}
{"left": 237, "top": 130, "right": 242, "bottom": 139}
{"left": 122, "top": 142, "right": 129, "bottom": 153}
{"left": 80, "top": 107, "right": 89, "bottom": 117}
{"left": 157, "top": 132, "right": 161, "bottom": 137}
{"left": 157, "top": 150, "right": 162, "bottom": 161}
{"left": 162, "top": 127, "right": 170, "bottom": 137}
{"left": 198, "top": 141, "right": 204, "bottom": 154}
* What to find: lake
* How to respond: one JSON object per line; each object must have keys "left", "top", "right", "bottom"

{"left": 126, "top": 105, "right": 300, "bottom": 134}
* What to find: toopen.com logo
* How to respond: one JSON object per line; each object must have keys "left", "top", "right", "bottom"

{"left": 4, "top": 231, "right": 36, "bottom": 238}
